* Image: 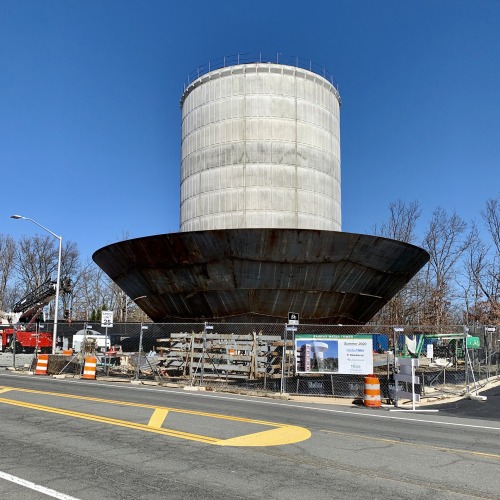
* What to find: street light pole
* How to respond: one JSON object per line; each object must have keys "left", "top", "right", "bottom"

{"left": 11, "top": 215, "right": 62, "bottom": 354}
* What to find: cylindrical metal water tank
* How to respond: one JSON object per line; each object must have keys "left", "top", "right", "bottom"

{"left": 179, "top": 62, "right": 341, "bottom": 232}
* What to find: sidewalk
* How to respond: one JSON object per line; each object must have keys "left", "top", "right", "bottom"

{"left": 288, "top": 376, "right": 500, "bottom": 407}
{"left": 0, "top": 353, "right": 35, "bottom": 368}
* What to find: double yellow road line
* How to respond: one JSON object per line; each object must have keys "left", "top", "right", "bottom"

{"left": 0, "top": 386, "right": 310, "bottom": 447}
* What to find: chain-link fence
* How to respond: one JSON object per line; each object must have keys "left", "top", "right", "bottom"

{"left": 1, "top": 321, "right": 499, "bottom": 401}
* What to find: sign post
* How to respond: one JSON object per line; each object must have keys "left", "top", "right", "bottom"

{"left": 101, "top": 311, "right": 113, "bottom": 374}
{"left": 202, "top": 323, "right": 214, "bottom": 384}
{"left": 283, "top": 313, "right": 299, "bottom": 393}
{"left": 485, "top": 327, "right": 496, "bottom": 378}
{"left": 136, "top": 323, "right": 148, "bottom": 381}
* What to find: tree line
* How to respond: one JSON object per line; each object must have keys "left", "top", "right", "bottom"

{"left": 0, "top": 234, "right": 146, "bottom": 324}
{"left": 371, "top": 197, "right": 500, "bottom": 326}
{"left": 1, "top": 197, "right": 499, "bottom": 326}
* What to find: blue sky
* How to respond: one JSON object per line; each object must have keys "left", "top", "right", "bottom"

{"left": 2, "top": 0, "right": 499, "bottom": 262}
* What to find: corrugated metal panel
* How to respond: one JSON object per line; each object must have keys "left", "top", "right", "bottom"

{"left": 92, "top": 229, "right": 429, "bottom": 325}
{"left": 179, "top": 64, "right": 341, "bottom": 233}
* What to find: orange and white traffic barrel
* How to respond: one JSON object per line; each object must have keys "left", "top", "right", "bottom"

{"left": 363, "top": 374, "right": 381, "bottom": 407}
{"left": 82, "top": 356, "right": 97, "bottom": 380}
{"left": 34, "top": 354, "right": 49, "bottom": 376}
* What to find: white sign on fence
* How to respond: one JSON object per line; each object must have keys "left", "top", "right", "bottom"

{"left": 426, "top": 343, "right": 434, "bottom": 359}
{"left": 101, "top": 310, "right": 114, "bottom": 328}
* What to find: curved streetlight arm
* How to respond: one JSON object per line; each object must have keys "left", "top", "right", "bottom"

{"left": 11, "top": 215, "right": 61, "bottom": 240}
{"left": 10, "top": 214, "right": 62, "bottom": 354}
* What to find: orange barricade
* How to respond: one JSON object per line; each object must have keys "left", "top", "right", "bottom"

{"left": 82, "top": 356, "right": 97, "bottom": 380}
{"left": 35, "top": 354, "right": 49, "bottom": 376}
{"left": 363, "top": 374, "right": 381, "bottom": 407}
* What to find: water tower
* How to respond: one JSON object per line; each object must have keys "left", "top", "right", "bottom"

{"left": 179, "top": 59, "right": 341, "bottom": 233}
{"left": 93, "top": 54, "right": 429, "bottom": 323}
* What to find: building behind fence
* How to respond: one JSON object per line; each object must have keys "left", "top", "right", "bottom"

{"left": 2, "top": 322, "right": 499, "bottom": 400}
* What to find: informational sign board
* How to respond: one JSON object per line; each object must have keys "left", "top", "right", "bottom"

{"left": 295, "top": 334, "right": 373, "bottom": 375}
{"left": 466, "top": 336, "right": 480, "bottom": 349}
{"left": 101, "top": 310, "right": 114, "bottom": 328}
{"left": 288, "top": 312, "right": 299, "bottom": 325}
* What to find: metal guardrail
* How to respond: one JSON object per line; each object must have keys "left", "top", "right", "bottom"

{"left": 183, "top": 52, "right": 339, "bottom": 91}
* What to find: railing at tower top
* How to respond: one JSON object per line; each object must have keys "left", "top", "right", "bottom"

{"left": 182, "top": 52, "right": 340, "bottom": 92}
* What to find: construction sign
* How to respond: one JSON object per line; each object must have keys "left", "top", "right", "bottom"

{"left": 295, "top": 334, "right": 373, "bottom": 375}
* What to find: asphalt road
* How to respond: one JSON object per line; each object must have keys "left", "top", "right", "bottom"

{"left": 0, "top": 372, "right": 499, "bottom": 500}
{"left": 425, "top": 385, "right": 500, "bottom": 421}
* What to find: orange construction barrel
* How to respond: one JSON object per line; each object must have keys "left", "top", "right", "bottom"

{"left": 363, "top": 374, "right": 381, "bottom": 407}
{"left": 82, "top": 356, "right": 97, "bottom": 380}
{"left": 34, "top": 354, "right": 49, "bottom": 375}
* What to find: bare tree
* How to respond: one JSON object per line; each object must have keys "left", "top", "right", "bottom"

{"left": 481, "top": 199, "right": 500, "bottom": 321}
{"left": 61, "top": 231, "right": 145, "bottom": 323}
{"left": 371, "top": 200, "right": 423, "bottom": 324}
{"left": 11, "top": 235, "right": 80, "bottom": 320}
{"left": 483, "top": 198, "right": 500, "bottom": 252}
{"left": 372, "top": 200, "right": 421, "bottom": 244}
{"left": 69, "top": 260, "right": 112, "bottom": 321}
{"left": 1, "top": 231, "right": 144, "bottom": 324}
{"left": 0, "top": 234, "right": 16, "bottom": 311}
{"left": 14, "top": 234, "right": 57, "bottom": 292}
{"left": 463, "top": 199, "right": 500, "bottom": 324}
{"left": 422, "top": 207, "right": 470, "bottom": 325}
{"left": 461, "top": 222, "right": 487, "bottom": 324}
{"left": 60, "top": 241, "right": 80, "bottom": 320}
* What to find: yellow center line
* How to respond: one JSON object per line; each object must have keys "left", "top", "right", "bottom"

{"left": 0, "top": 397, "right": 218, "bottom": 444}
{"left": 148, "top": 408, "right": 169, "bottom": 428}
{"left": 0, "top": 386, "right": 284, "bottom": 427}
{"left": 0, "top": 386, "right": 311, "bottom": 446}
{"left": 320, "top": 429, "right": 500, "bottom": 460}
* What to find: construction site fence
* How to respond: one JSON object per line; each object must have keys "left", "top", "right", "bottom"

{"left": 2, "top": 322, "right": 499, "bottom": 400}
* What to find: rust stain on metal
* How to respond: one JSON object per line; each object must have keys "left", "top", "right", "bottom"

{"left": 93, "top": 229, "right": 429, "bottom": 325}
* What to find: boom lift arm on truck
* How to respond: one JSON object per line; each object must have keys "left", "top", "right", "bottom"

{"left": 12, "top": 277, "right": 73, "bottom": 327}
{"left": 1, "top": 278, "right": 73, "bottom": 353}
